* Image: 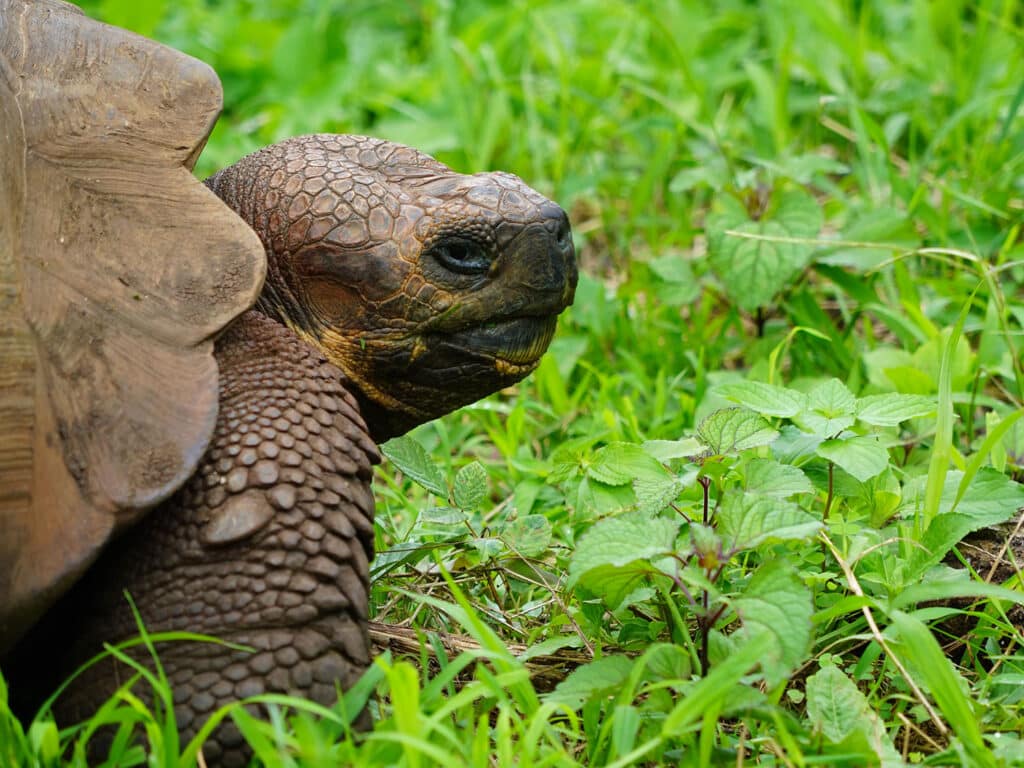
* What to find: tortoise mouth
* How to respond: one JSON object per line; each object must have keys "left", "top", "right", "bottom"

{"left": 436, "top": 315, "right": 558, "bottom": 370}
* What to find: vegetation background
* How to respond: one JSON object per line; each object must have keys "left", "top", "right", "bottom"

{"left": 3, "top": 0, "right": 1024, "bottom": 765}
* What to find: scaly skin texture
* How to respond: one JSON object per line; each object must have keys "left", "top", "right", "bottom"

{"left": 206, "top": 134, "right": 577, "bottom": 441}
{"left": 8, "top": 134, "right": 575, "bottom": 765}
{"left": 14, "top": 312, "right": 379, "bottom": 766}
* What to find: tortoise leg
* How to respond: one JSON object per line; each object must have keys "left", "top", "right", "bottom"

{"left": 10, "top": 312, "right": 380, "bottom": 766}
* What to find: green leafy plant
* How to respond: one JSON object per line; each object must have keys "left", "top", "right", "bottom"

{"left": 8, "top": 0, "right": 1024, "bottom": 764}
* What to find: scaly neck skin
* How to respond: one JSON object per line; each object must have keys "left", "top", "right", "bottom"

{"left": 250, "top": 296, "right": 428, "bottom": 444}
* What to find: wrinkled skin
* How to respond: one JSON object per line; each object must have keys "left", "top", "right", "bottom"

{"left": 8, "top": 134, "right": 576, "bottom": 766}
{"left": 207, "top": 134, "right": 577, "bottom": 440}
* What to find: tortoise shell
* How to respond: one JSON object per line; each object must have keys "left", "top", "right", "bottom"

{"left": 0, "top": 0, "right": 265, "bottom": 651}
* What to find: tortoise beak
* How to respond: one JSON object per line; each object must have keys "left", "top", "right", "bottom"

{"left": 495, "top": 205, "right": 578, "bottom": 316}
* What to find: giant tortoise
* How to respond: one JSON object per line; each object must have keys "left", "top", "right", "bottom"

{"left": 0, "top": 0, "right": 576, "bottom": 762}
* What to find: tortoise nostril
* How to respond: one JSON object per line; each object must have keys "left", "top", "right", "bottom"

{"left": 556, "top": 220, "right": 572, "bottom": 251}
{"left": 543, "top": 207, "right": 573, "bottom": 254}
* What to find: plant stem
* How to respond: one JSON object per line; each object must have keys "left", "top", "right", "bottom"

{"left": 823, "top": 461, "right": 834, "bottom": 519}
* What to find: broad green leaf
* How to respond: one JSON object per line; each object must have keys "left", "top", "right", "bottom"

{"left": 816, "top": 436, "right": 890, "bottom": 482}
{"left": 547, "top": 656, "right": 634, "bottom": 709}
{"left": 744, "top": 459, "right": 814, "bottom": 497}
{"left": 805, "top": 664, "right": 867, "bottom": 742}
{"left": 518, "top": 635, "right": 583, "bottom": 662}
{"left": 588, "top": 442, "right": 665, "bottom": 486}
{"left": 568, "top": 513, "right": 681, "bottom": 576}
{"left": 697, "top": 408, "right": 779, "bottom": 455}
{"left": 717, "top": 493, "right": 822, "bottom": 550}
{"left": 706, "top": 189, "right": 823, "bottom": 311}
{"left": 715, "top": 381, "right": 806, "bottom": 417}
{"left": 648, "top": 253, "right": 696, "bottom": 284}
{"left": 420, "top": 506, "right": 467, "bottom": 526}
{"left": 381, "top": 435, "right": 448, "bottom": 499}
{"left": 648, "top": 253, "right": 700, "bottom": 305}
{"left": 771, "top": 424, "right": 825, "bottom": 464}
{"left": 704, "top": 194, "right": 748, "bottom": 254}
{"left": 634, "top": 475, "right": 684, "bottom": 515}
{"left": 794, "top": 379, "right": 857, "bottom": 435}
{"left": 576, "top": 563, "right": 658, "bottom": 609}
{"left": 855, "top": 393, "right": 935, "bottom": 426}
{"left": 773, "top": 188, "right": 826, "bottom": 236}
{"left": 569, "top": 512, "right": 681, "bottom": 606}
{"left": 575, "top": 477, "right": 636, "bottom": 517}
{"left": 641, "top": 438, "right": 705, "bottom": 462}
{"left": 732, "top": 560, "right": 813, "bottom": 687}
{"left": 805, "top": 664, "right": 901, "bottom": 765}
{"left": 908, "top": 468, "right": 1024, "bottom": 577}
{"left": 453, "top": 461, "right": 488, "bottom": 510}
{"left": 501, "top": 515, "right": 552, "bottom": 558}
{"left": 640, "top": 643, "right": 693, "bottom": 682}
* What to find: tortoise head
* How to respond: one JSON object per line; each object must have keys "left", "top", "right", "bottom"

{"left": 206, "top": 134, "right": 577, "bottom": 441}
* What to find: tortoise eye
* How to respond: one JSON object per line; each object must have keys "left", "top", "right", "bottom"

{"left": 432, "top": 239, "right": 491, "bottom": 275}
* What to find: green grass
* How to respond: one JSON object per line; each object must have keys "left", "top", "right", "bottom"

{"left": 5, "top": 0, "right": 1024, "bottom": 765}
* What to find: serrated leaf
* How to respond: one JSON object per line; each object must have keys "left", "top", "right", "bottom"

{"left": 502, "top": 514, "right": 552, "bottom": 557}
{"left": 642, "top": 643, "right": 693, "bottom": 681}
{"left": 706, "top": 188, "right": 823, "bottom": 311}
{"left": 718, "top": 493, "right": 822, "bottom": 550}
{"left": 733, "top": 560, "right": 813, "bottom": 687}
{"left": 588, "top": 442, "right": 664, "bottom": 486}
{"left": 855, "top": 393, "right": 936, "bottom": 426}
{"left": 794, "top": 379, "right": 857, "bottom": 435}
{"left": 805, "top": 664, "right": 900, "bottom": 766}
{"left": 381, "top": 435, "right": 448, "bottom": 499}
{"left": 575, "top": 563, "right": 657, "bottom": 609}
{"left": 697, "top": 408, "right": 780, "bottom": 455}
{"left": 806, "top": 665, "right": 864, "bottom": 742}
{"left": 771, "top": 424, "right": 825, "bottom": 464}
{"left": 546, "top": 655, "right": 634, "bottom": 709}
{"left": 453, "top": 461, "right": 488, "bottom": 509}
{"left": 744, "top": 458, "right": 814, "bottom": 497}
{"left": 773, "top": 187, "right": 826, "bottom": 235}
{"left": 569, "top": 512, "right": 681, "bottom": 607}
{"left": 634, "top": 475, "right": 684, "bottom": 515}
{"left": 816, "top": 436, "right": 890, "bottom": 482}
{"left": 569, "top": 512, "right": 681, "bottom": 577}
{"left": 715, "top": 381, "right": 807, "bottom": 418}
{"left": 641, "top": 438, "right": 705, "bottom": 462}
{"left": 576, "top": 477, "right": 635, "bottom": 517}
{"left": 704, "top": 194, "right": 747, "bottom": 253}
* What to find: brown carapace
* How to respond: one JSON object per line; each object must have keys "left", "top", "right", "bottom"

{"left": 0, "top": 2, "right": 576, "bottom": 766}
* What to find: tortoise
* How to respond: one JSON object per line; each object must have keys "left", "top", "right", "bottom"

{"left": 0, "top": 0, "right": 576, "bottom": 763}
